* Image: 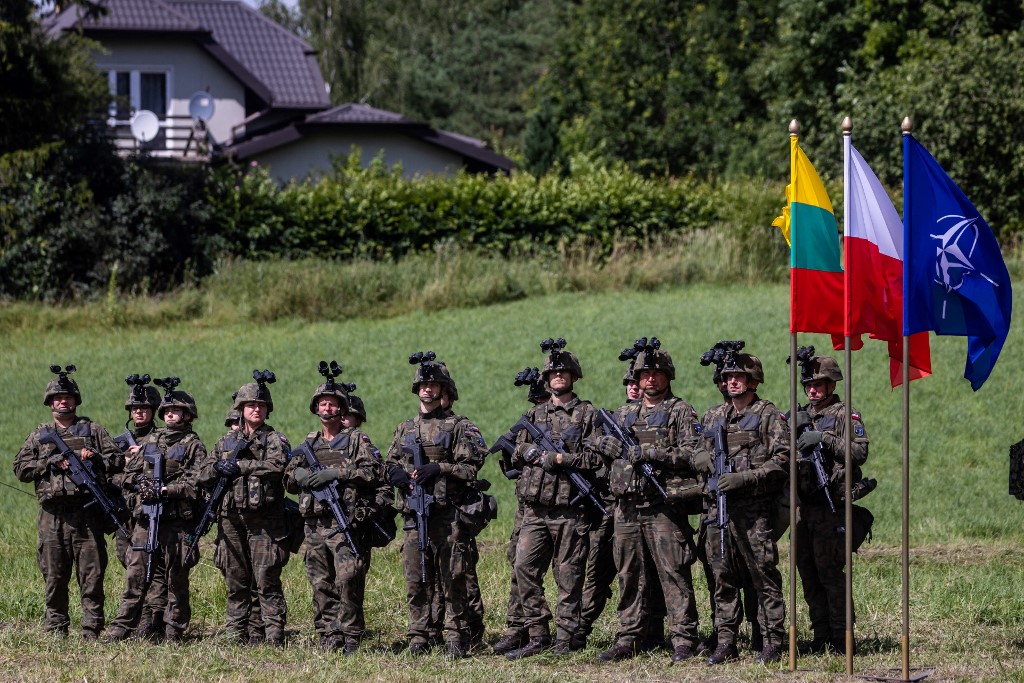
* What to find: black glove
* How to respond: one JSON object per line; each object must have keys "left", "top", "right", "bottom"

{"left": 389, "top": 467, "right": 413, "bottom": 490}
{"left": 718, "top": 471, "right": 755, "bottom": 493}
{"left": 307, "top": 468, "right": 341, "bottom": 489}
{"left": 797, "top": 431, "right": 825, "bottom": 452}
{"left": 414, "top": 462, "right": 442, "bottom": 484}
{"left": 691, "top": 449, "right": 713, "bottom": 475}
{"left": 595, "top": 435, "right": 622, "bottom": 458}
{"left": 214, "top": 459, "right": 242, "bottom": 478}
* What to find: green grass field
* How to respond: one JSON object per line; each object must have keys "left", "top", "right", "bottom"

{"left": 2, "top": 282, "right": 1024, "bottom": 682}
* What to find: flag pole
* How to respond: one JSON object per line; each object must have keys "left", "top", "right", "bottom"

{"left": 788, "top": 117, "right": 800, "bottom": 673}
{"left": 900, "top": 116, "right": 913, "bottom": 682}
{"left": 841, "top": 115, "right": 855, "bottom": 676}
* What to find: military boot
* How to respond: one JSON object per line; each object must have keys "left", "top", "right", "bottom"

{"left": 552, "top": 637, "right": 586, "bottom": 655}
{"left": 407, "top": 640, "right": 431, "bottom": 656}
{"left": 506, "top": 636, "right": 551, "bottom": 660}
{"left": 492, "top": 631, "right": 528, "bottom": 655}
{"left": 798, "top": 636, "right": 830, "bottom": 655}
{"left": 671, "top": 644, "right": 696, "bottom": 663}
{"left": 445, "top": 641, "right": 469, "bottom": 660}
{"left": 755, "top": 644, "right": 784, "bottom": 664}
{"left": 597, "top": 640, "right": 638, "bottom": 662}
{"left": 707, "top": 643, "right": 738, "bottom": 665}
{"left": 829, "top": 636, "right": 852, "bottom": 655}
{"left": 102, "top": 628, "right": 131, "bottom": 644}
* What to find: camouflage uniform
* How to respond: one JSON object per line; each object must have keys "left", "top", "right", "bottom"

{"left": 510, "top": 396, "right": 601, "bottom": 650}
{"left": 601, "top": 395, "right": 704, "bottom": 653}
{"left": 387, "top": 405, "right": 483, "bottom": 651}
{"left": 14, "top": 413, "right": 122, "bottom": 637}
{"left": 701, "top": 394, "right": 789, "bottom": 651}
{"left": 285, "top": 427, "right": 386, "bottom": 649}
{"left": 795, "top": 394, "right": 869, "bottom": 648}
{"left": 200, "top": 422, "right": 291, "bottom": 644}
{"left": 107, "top": 416, "right": 204, "bottom": 641}
{"left": 579, "top": 467, "right": 615, "bottom": 640}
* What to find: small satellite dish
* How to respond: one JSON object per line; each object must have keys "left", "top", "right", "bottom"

{"left": 188, "top": 91, "right": 215, "bottom": 122}
{"left": 129, "top": 110, "right": 160, "bottom": 142}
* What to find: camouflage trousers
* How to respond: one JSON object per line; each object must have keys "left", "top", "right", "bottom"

{"left": 612, "top": 500, "right": 698, "bottom": 648}
{"left": 303, "top": 516, "right": 370, "bottom": 642}
{"left": 402, "top": 506, "right": 472, "bottom": 645}
{"left": 501, "top": 503, "right": 540, "bottom": 638}
{"left": 580, "top": 506, "right": 615, "bottom": 637}
{"left": 513, "top": 503, "right": 589, "bottom": 643}
{"left": 215, "top": 513, "right": 289, "bottom": 642}
{"left": 705, "top": 500, "right": 786, "bottom": 647}
{"left": 795, "top": 503, "right": 853, "bottom": 640}
{"left": 109, "top": 521, "right": 194, "bottom": 639}
{"left": 36, "top": 503, "right": 108, "bottom": 635}
{"left": 696, "top": 521, "right": 759, "bottom": 636}
{"left": 430, "top": 535, "right": 484, "bottom": 644}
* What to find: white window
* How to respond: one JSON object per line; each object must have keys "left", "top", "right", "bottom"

{"left": 108, "top": 70, "right": 169, "bottom": 120}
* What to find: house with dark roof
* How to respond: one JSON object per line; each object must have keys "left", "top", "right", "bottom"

{"left": 47, "top": 0, "right": 512, "bottom": 180}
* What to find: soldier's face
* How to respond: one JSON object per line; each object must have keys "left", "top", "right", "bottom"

{"left": 341, "top": 414, "right": 363, "bottom": 429}
{"left": 418, "top": 382, "right": 442, "bottom": 402}
{"left": 724, "top": 372, "right": 752, "bottom": 396}
{"left": 162, "top": 407, "right": 186, "bottom": 426}
{"left": 50, "top": 393, "right": 77, "bottom": 415}
{"left": 625, "top": 382, "right": 642, "bottom": 401}
{"left": 638, "top": 370, "right": 668, "bottom": 396}
{"left": 243, "top": 401, "right": 267, "bottom": 428}
{"left": 317, "top": 396, "right": 342, "bottom": 421}
{"left": 804, "top": 379, "right": 833, "bottom": 403}
{"left": 547, "top": 370, "right": 573, "bottom": 395}
{"left": 130, "top": 406, "right": 153, "bottom": 425}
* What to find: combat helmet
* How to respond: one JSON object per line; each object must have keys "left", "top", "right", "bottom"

{"left": 630, "top": 337, "right": 675, "bottom": 381}
{"left": 310, "top": 360, "right": 349, "bottom": 414}
{"left": 43, "top": 364, "right": 81, "bottom": 407}
{"left": 124, "top": 373, "right": 160, "bottom": 411}
{"left": 154, "top": 377, "right": 198, "bottom": 421}
{"left": 224, "top": 409, "right": 242, "bottom": 428}
{"left": 801, "top": 356, "right": 843, "bottom": 384}
{"left": 540, "top": 338, "right": 583, "bottom": 380}
{"left": 347, "top": 394, "right": 367, "bottom": 422}
{"left": 439, "top": 364, "right": 459, "bottom": 402}
{"left": 233, "top": 369, "right": 276, "bottom": 414}
{"left": 623, "top": 363, "right": 638, "bottom": 386}
{"left": 721, "top": 352, "right": 764, "bottom": 384}
{"left": 409, "top": 351, "right": 454, "bottom": 395}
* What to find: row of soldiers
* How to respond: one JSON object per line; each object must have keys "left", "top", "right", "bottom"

{"left": 13, "top": 337, "right": 872, "bottom": 665}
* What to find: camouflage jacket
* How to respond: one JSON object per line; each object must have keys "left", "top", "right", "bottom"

{"left": 285, "top": 427, "right": 386, "bottom": 521}
{"left": 512, "top": 396, "right": 602, "bottom": 508}
{"left": 199, "top": 423, "right": 289, "bottom": 517}
{"left": 386, "top": 406, "right": 483, "bottom": 511}
{"left": 13, "top": 416, "right": 122, "bottom": 505}
{"left": 605, "top": 395, "right": 702, "bottom": 504}
{"left": 699, "top": 395, "right": 789, "bottom": 511}
{"left": 798, "top": 397, "right": 869, "bottom": 505}
{"left": 122, "top": 426, "right": 204, "bottom": 523}
{"left": 111, "top": 421, "right": 155, "bottom": 512}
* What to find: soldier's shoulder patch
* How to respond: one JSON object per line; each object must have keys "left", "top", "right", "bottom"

{"left": 851, "top": 411, "right": 861, "bottom": 421}
{"left": 854, "top": 423, "right": 865, "bottom": 437}
{"left": 359, "top": 433, "right": 382, "bottom": 460}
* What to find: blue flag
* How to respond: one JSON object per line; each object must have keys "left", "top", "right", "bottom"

{"left": 903, "top": 135, "right": 1012, "bottom": 391}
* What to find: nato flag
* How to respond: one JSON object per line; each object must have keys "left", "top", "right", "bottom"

{"left": 903, "top": 135, "right": 1012, "bottom": 390}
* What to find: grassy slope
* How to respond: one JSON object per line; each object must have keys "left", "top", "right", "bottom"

{"left": 2, "top": 282, "right": 1024, "bottom": 681}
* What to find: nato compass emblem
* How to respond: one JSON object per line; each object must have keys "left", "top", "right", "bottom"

{"left": 930, "top": 214, "right": 999, "bottom": 319}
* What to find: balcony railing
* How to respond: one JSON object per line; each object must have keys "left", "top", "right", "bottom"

{"left": 105, "top": 114, "right": 214, "bottom": 160}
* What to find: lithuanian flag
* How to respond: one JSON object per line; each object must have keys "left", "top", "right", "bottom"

{"left": 772, "top": 134, "right": 844, "bottom": 336}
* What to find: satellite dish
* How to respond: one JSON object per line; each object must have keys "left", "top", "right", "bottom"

{"left": 129, "top": 110, "right": 160, "bottom": 142}
{"left": 188, "top": 92, "right": 215, "bottom": 122}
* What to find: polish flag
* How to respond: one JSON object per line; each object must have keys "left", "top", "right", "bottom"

{"left": 844, "top": 137, "right": 931, "bottom": 387}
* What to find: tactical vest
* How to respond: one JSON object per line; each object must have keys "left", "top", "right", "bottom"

{"left": 712, "top": 399, "right": 784, "bottom": 502}
{"left": 798, "top": 402, "right": 866, "bottom": 505}
{"left": 136, "top": 431, "right": 200, "bottom": 522}
{"left": 35, "top": 419, "right": 105, "bottom": 502}
{"left": 217, "top": 427, "right": 285, "bottom": 516}
{"left": 296, "top": 430, "right": 379, "bottom": 520}
{"left": 515, "top": 401, "right": 592, "bottom": 508}
{"left": 396, "top": 414, "right": 471, "bottom": 509}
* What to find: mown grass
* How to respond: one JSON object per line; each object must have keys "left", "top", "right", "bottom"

{"left": 2, "top": 281, "right": 1024, "bottom": 681}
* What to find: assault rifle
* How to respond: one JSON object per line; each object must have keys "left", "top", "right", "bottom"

{"left": 402, "top": 436, "right": 435, "bottom": 582}
{"left": 797, "top": 414, "right": 837, "bottom": 514}
{"left": 707, "top": 424, "right": 732, "bottom": 557}
{"left": 39, "top": 427, "right": 130, "bottom": 540}
{"left": 491, "top": 416, "right": 608, "bottom": 517}
{"left": 594, "top": 408, "right": 668, "bottom": 502}
{"left": 186, "top": 431, "right": 255, "bottom": 561}
{"left": 294, "top": 439, "right": 361, "bottom": 558}
{"left": 489, "top": 431, "right": 521, "bottom": 480}
{"left": 134, "top": 444, "right": 164, "bottom": 584}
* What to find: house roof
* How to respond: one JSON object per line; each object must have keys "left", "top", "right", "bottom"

{"left": 48, "top": 0, "right": 328, "bottom": 111}
{"left": 228, "top": 103, "right": 514, "bottom": 175}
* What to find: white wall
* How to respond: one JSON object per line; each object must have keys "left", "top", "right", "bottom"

{"left": 251, "top": 129, "right": 466, "bottom": 183}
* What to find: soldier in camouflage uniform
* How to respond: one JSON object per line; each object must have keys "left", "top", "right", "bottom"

{"left": 698, "top": 352, "right": 789, "bottom": 665}
{"left": 13, "top": 366, "right": 122, "bottom": 640}
{"left": 105, "top": 381, "right": 205, "bottom": 643}
{"left": 592, "top": 339, "right": 704, "bottom": 663}
{"left": 199, "top": 373, "right": 291, "bottom": 646}
{"left": 285, "top": 372, "right": 386, "bottom": 655}
{"left": 225, "top": 409, "right": 242, "bottom": 431}
{"left": 341, "top": 393, "right": 366, "bottom": 429}
{"left": 492, "top": 369, "right": 550, "bottom": 656}
{"left": 504, "top": 339, "right": 601, "bottom": 659}
{"left": 793, "top": 355, "right": 869, "bottom": 655}
{"left": 385, "top": 352, "right": 484, "bottom": 659}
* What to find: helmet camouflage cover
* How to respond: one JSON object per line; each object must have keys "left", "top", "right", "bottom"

{"left": 801, "top": 355, "right": 844, "bottom": 384}
{"left": 540, "top": 338, "right": 583, "bottom": 380}
{"left": 309, "top": 381, "right": 349, "bottom": 414}
{"left": 125, "top": 385, "right": 161, "bottom": 411}
{"left": 632, "top": 348, "right": 675, "bottom": 381}
{"left": 224, "top": 408, "right": 242, "bottom": 427}
{"left": 347, "top": 394, "right": 366, "bottom": 421}
{"left": 43, "top": 365, "right": 82, "bottom": 407}
{"left": 410, "top": 354, "right": 453, "bottom": 395}
{"left": 158, "top": 390, "right": 198, "bottom": 421}
{"left": 722, "top": 352, "right": 764, "bottom": 384}
{"left": 233, "top": 381, "right": 274, "bottom": 413}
